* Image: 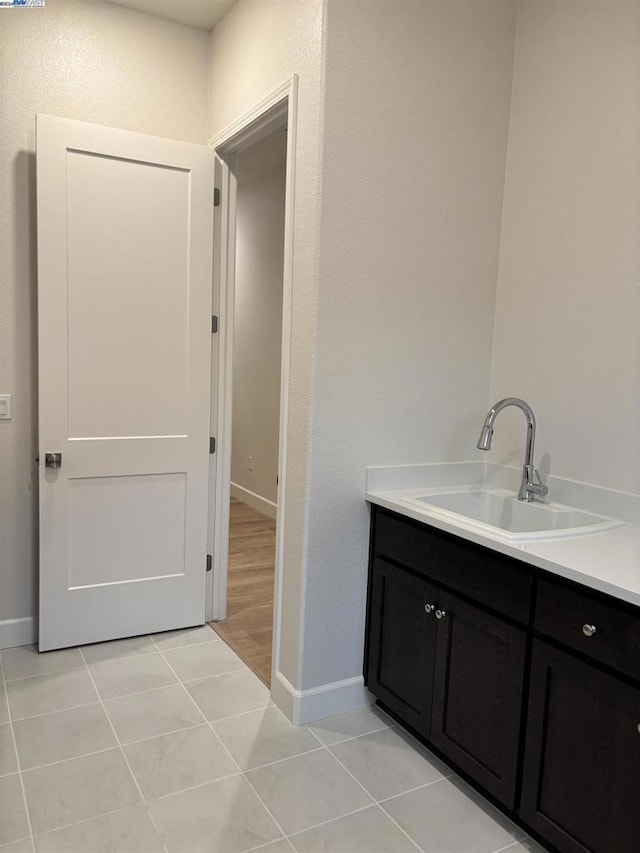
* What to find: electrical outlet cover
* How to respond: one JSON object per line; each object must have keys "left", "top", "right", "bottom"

{"left": 0, "top": 394, "right": 12, "bottom": 420}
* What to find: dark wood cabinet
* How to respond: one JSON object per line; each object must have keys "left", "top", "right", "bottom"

{"left": 520, "top": 641, "right": 640, "bottom": 853}
{"left": 430, "top": 590, "right": 526, "bottom": 808}
{"left": 366, "top": 553, "right": 527, "bottom": 807}
{"left": 365, "top": 505, "right": 640, "bottom": 853}
{"left": 366, "top": 557, "right": 438, "bottom": 738}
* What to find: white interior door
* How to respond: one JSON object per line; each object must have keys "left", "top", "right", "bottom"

{"left": 37, "top": 114, "right": 214, "bottom": 651}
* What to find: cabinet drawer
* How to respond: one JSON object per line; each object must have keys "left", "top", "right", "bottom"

{"left": 374, "top": 509, "right": 532, "bottom": 623}
{"left": 536, "top": 579, "right": 640, "bottom": 683}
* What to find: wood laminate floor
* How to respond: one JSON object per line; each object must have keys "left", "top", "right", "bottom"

{"left": 210, "top": 498, "right": 276, "bottom": 686}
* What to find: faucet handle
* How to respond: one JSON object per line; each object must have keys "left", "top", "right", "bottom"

{"left": 531, "top": 469, "right": 549, "bottom": 498}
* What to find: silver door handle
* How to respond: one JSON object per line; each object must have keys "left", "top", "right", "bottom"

{"left": 436, "top": 609, "right": 446, "bottom": 620}
{"left": 582, "top": 623, "right": 597, "bottom": 638}
{"left": 424, "top": 604, "right": 435, "bottom": 614}
{"left": 45, "top": 452, "right": 62, "bottom": 469}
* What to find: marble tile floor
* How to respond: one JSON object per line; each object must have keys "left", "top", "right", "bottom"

{"left": 0, "top": 626, "right": 548, "bottom": 853}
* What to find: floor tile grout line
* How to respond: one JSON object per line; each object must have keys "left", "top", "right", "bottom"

{"left": 376, "top": 800, "right": 427, "bottom": 853}
{"left": 241, "top": 836, "right": 296, "bottom": 853}
{"left": 203, "top": 700, "right": 276, "bottom": 725}
{"left": 375, "top": 775, "right": 451, "bottom": 805}
{"left": 492, "top": 841, "right": 535, "bottom": 853}
{"left": 282, "top": 802, "right": 379, "bottom": 845}
{"left": 5, "top": 671, "right": 242, "bottom": 722}
{"left": 129, "top": 741, "right": 327, "bottom": 803}
{"left": 305, "top": 721, "right": 394, "bottom": 747}
{"left": 234, "top": 745, "right": 325, "bottom": 774}
{"left": 305, "top": 726, "right": 426, "bottom": 853}
{"left": 78, "top": 647, "right": 169, "bottom": 853}
{"left": 12, "top": 710, "right": 209, "bottom": 761}
{"left": 11, "top": 745, "right": 126, "bottom": 775}
{"left": 371, "top": 803, "right": 423, "bottom": 852}
{"left": 147, "top": 769, "right": 243, "bottom": 802}
{"left": 153, "top": 638, "right": 292, "bottom": 847}
{"left": 8, "top": 699, "right": 105, "bottom": 724}
{"left": 9, "top": 638, "right": 506, "bottom": 853}
{"left": 3, "top": 636, "right": 223, "bottom": 684}
{"left": 86, "top": 636, "right": 223, "bottom": 665}
{"left": 153, "top": 637, "right": 223, "bottom": 653}
{"left": 0, "top": 768, "right": 21, "bottom": 779}
{"left": 0, "top": 651, "right": 35, "bottom": 846}
{"left": 3, "top": 663, "right": 87, "bottom": 684}
{"left": 9, "top": 670, "right": 370, "bottom": 796}
{"left": 27, "top": 801, "right": 157, "bottom": 846}
{"left": 304, "top": 728, "right": 379, "bottom": 800}
{"left": 91, "top": 678, "right": 208, "bottom": 705}
{"left": 113, "top": 720, "right": 209, "bottom": 749}
{"left": 0, "top": 711, "right": 397, "bottom": 777}
{"left": 174, "top": 664, "right": 249, "bottom": 684}
{"left": 0, "top": 833, "right": 33, "bottom": 850}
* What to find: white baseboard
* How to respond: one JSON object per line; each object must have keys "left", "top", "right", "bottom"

{"left": 272, "top": 671, "right": 374, "bottom": 725}
{"left": 230, "top": 482, "right": 277, "bottom": 519}
{"left": 0, "top": 617, "right": 36, "bottom": 650}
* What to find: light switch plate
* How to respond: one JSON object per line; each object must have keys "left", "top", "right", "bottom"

{"left": 0, "top": 394, "right": 12, "bottom": 420}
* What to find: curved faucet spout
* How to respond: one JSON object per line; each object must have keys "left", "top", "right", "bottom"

{"left": 476, "top": 398, "right": 547, "bottom": 503}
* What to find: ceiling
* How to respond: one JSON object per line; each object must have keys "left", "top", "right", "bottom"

{"left": 106, "top": 0, "right": 237, "bottom": 31}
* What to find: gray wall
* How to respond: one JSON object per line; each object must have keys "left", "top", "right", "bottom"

{"left": 208, "top": 0, "right": 325, "bottom": 687}
{"left": 209, "top": 0, "right": 517, "bottom": 692}
{"left": 300, "top": 0, "right": 517, "bottom": 689}
{"left": 231, "top": 132, "right": 286, "bottom": 509}
{"left": 0, "top": 0, "right": 209, "bottom": 634}
{"left": 488, "top": 0, "right": 640, "bottom": 497}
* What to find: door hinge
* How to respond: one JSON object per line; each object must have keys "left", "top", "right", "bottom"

{"left": 209, "top": 436, "right": 216, "bottom": 454}
{"left": 211, "top": 315, "right": 218, "bottom": 334}
{"left": 206, "top": 554, "right": 213, "bottom": 572}
{"left": 214, "top": 187, "right": 221, "bottom": 207}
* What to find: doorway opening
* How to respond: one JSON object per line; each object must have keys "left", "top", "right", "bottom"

{"left": 211, "top": 129, "right": 286, "bottom": 684}
{"left": 206, "top": 79, "right": 297, "bottom": 690}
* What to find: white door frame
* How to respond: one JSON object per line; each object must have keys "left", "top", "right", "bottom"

{"left": 206, "top": 76, "right": 298, "bottom": 688}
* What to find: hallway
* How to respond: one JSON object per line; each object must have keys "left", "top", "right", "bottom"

{"left": 211, "top": 498, "right": 276, "bottom": 685}
{"left": 0, "top": 628, "right": 544, "bottom": 853}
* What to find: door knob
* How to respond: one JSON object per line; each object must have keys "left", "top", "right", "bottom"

{"left": 424, "top": 604, "right": 435, "bottom": 614}
{"left": 436, "top": 609, "right": 446, "bottom": 620}
{"left": 582, "top": 624, "right": 597, "bottom": 638}
{"left": 45, "top": 452, "right": 62, "bottom": 469}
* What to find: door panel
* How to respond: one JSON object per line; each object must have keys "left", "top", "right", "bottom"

{"left": 37, "top": 114, "right": 214, "bottom": 650}
{"left": 66, "top": 150, "right": 190, "bottom": 439}
{"left": 366, "top": 557, "right": 438, "bottom": 738}
{"left": 520, "top": 641, "right": 640, "bottom": 853}
{"left": 67, "top": 474, "right": 186, "bottom": 587}
{"left": 431, "top": 590, "right": 526, "bottom": 808}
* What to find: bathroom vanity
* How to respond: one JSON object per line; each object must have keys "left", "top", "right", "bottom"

{"left": 364, "top": 478, "right": 640, "bottom": 853}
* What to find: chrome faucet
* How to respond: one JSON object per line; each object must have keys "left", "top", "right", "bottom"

{"left": 476, "top": 398, "right": 549, "bottom": 503}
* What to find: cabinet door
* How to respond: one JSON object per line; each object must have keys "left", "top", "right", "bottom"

{"left": 366, "top": 557, "right": 439, "bottom": 738}
{"left": 430, "top": 590, "right": 526, "bottom": 808}
{"left": 521, "top": 641, "right": 640, "bottom": 853}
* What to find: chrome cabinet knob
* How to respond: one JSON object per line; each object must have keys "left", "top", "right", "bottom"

{"left": 424, "top": 604, "right": 435, "bottom": 614}
{"left": 435, "top": 609, "right": 446, "bottom": 620}
{"left": 582, "top": 624, "right": 597, "bottom": 638}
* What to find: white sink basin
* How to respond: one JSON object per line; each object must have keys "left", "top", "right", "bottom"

{"left": 402, "top": 488, "right": 622, "bottom": 541}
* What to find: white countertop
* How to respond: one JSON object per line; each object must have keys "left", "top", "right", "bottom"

{"left": 366, "top": 464, "right": 640, "bottom": 607}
